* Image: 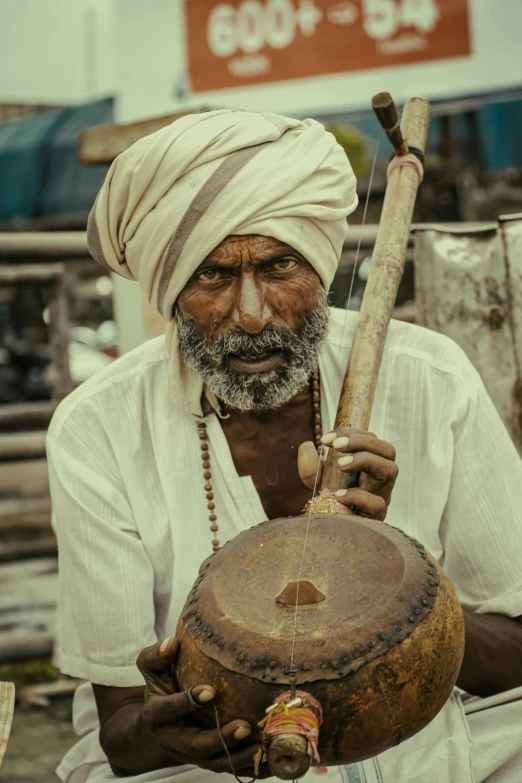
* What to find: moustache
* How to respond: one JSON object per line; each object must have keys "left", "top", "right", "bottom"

{"left": 206, "top": 325, "right": 303, "bottom": 366}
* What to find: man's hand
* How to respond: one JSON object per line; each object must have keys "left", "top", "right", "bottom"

{"left": 136, "top": 638, "right": 263, "bottom": 775}
{"left": 298, "top": 427, "right": 398, "bottom": 520}
{"left": 94, "top": 638, "right": 270, "bottom": 778}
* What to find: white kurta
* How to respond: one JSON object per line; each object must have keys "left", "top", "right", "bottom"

{"left": 47, "top": 309, "right": 522, "bottom": 783}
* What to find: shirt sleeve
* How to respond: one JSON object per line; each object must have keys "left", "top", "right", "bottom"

{"left": 47, "top": 401, "right": 156, "bottom": 687}
{"left": 439, "top": 355, "right": 522, "bottom": 618}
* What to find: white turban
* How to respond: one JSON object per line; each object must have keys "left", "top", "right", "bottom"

{"left": 87, "top": 109, "right": 358, "bottom": 416}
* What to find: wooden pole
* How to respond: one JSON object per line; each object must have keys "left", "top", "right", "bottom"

{"left": 78, "top": 108, "right": 209, "bottom": 165}
{"left": 0, "top": 432, "right": 47, "bottom": 462}
{"left": 0, "top": 536, "right": 57, "bottom": 563}
{"left": 372, "top": 92, "right": 409, "bottom": 157}
{"left": 48, "top": 271, "right": 73, "bottom": 400}
{"left": 0, "top": 401, "right": 57, "bottom": 432}
{"left": 0, "top": 232, "right": 88, "bottom": 258}
{"left": 321, "top": 95, "right": 431, "bottom": 492}
{"left": 0, "top": 633, "right": 54, "bottom": 664}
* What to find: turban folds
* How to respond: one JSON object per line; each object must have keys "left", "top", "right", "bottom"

{"left": 87, "top": 109, "right": 358, "bottom": 415}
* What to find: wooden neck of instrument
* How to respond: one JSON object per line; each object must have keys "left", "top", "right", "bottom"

{"left": 372, "top": 92, "right": 409, "bottom": 157}
{"left": 320, "top": 96, "right": 431, "bottom": 493}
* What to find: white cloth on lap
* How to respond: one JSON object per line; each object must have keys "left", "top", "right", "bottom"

{"left": 47, "top": 310, "right": 522, "bottom": 783}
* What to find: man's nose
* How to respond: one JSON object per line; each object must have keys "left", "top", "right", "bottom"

{"left": 231, "top": 275, "right": 273, "bottom": 334}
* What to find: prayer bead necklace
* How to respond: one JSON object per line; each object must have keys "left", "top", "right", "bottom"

{"left": 197, "top": 370, "right": 322, "bottom": 553}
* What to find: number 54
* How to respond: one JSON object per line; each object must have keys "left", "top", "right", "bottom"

{"left": 362, "top": 0, "right": 440, "bottom": 41}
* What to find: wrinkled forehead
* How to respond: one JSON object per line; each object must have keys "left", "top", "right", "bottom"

{"left": 198, "top": 234, "right": 306, "bottom": 268}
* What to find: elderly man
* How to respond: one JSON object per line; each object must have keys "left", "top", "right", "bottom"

{"left": 47, "top": 110, "right": 522, "bottom": 783}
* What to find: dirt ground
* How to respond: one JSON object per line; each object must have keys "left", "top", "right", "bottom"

{"left": 3, "top": 695, "right": 76, "bottom": 783}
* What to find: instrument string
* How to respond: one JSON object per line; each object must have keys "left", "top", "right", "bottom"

{"left": 287, "top": 139, "right": 381, "bottom": 685}
{"left": 212, "top": 701, "right": 256, "bottom": 783}
{"left": 219, "top": 144, "right": 381, "bottom": 781}
{"left": 288, "top": 442, "right": 325, "bottom": 684}
{"left": 336, "top": 137, "right": 380, "bottom": 375}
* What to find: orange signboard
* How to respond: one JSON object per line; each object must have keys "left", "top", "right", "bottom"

{"left": 184, "top": 0, "right": 471, "bottom": 92}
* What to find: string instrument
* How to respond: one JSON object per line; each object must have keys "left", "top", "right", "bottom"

{"left": 174, "top": 94, "right": 465, "bottom": 780}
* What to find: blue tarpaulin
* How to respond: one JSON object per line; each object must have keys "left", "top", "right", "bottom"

{"left": 39, "top": 98, "right": 113, "bottom": 217}
{"left": 0, "top": 109, "right": 63, "bottom": 222}
{"left": 0, "top": 97, "right": 113, "bottom": 225}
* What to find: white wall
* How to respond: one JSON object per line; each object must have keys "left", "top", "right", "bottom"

{"left": 114, "top": 0, "right": 186, "bottom": 122}
{"left": 114, "top": 0, "right": 522, "bottom": 123}
{"left": 0, "top": 0, "right": 118, "bottom": 104}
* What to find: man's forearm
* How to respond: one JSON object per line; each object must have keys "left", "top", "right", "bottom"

{"left": 457, "top": 609, "right": 522, "bottom": 697}
{"left": 99, "top": 701, "right": 180, "bottom": 776}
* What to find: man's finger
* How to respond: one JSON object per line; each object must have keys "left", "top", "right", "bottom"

{"left": 137, "top": 639, "right": 182, "bottom": 697}
{"left": 321, "top": 427, "right": 377, "bottom": 444}
{"left": 143, "top": 686, "right": 216, "bottom": 726}
{"left": 183, "top": 720, "right": 253, "bottom": 758}
{"left": 136, "top": 638, "right": 180, "bottom": 677}
{"left": 322, "top": 432, "right": 395, "bottom": 461}
{"left": 298, "top": 440, "right": 320, "bottom": 488}
{"left": 336, "top": 452, "right": 399, "bottom": 483}
{"left": 334, "top": 487, "right": 388, "bottom": 519}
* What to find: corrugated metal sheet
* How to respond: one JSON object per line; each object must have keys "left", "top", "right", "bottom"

{"left": 414, "top": 216, "right": 522, "bottom": 456}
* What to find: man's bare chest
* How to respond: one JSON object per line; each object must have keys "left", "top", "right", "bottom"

{"left": 236, "top": 438, "right": 313, "bottom": 519}
{"left": 220, "top": 406, "right": 316, "bottom": 520}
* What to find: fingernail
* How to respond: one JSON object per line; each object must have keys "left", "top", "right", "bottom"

{"left": 159, "top": 637, "right": 174, "bottom": 653}
{"left": 335, "top": 490, "right": 346, "bottom": 497}
{"left": 321, "top": 432, "right": 336, "bottom": 445}
{"left": 338, "top": 455, "right": 354, "bottom": 467}
{"left": 234, "top": 725, "right": 252, "bottom": 740}
{"left": 197, "top": 688, "right": 215, "bottom": 704}
{"left": 332, "top": 436, "right": 349, "bottom": 449}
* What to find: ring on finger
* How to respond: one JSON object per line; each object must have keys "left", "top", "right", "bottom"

{"left": 185, "top": 686, "right": 205, "bottom": 712}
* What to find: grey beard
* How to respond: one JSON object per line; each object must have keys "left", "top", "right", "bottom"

{"left": 175, "top": 288, "right": 330, "bottom": 411}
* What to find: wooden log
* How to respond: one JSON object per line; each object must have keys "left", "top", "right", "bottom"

{"left": 79, "top": 108, "right": 209, "bottom": 164}
{"left": 0, "top": 432, "right": 47, "bottom": 462}
{"left": 0, "top": 497, "right": 51, "bottom": 529}
{"left": 0, "top": 232, "right": 88, "bottom": 258}
{"left": 372, "top": 92, "right": 409, "bottom": 156}
{"left": 0, "top": 536, "right": 57, "bottom": 563}
{"left": 0, "top": 263, "right": 65, "bottom": 284}
{"left": 0, "top": 225, "right": 488, "bottom": 259}
{"left": 392, "top": 305, "right": 416, "bottom": 324}
{"left": 0, "top": 459, "right": 49, "bottom": 499}
{"left": 48, "top": 273, "right": 73, "bottom": 400}
{"left": 0, "top": 401, "right": 57, "bottom": 431}
{"left": 0, "top": 558, "right": 58, "bottom": 643}
{"left": 0, "top": 633, "right": 54, "bottom": 664}
{"left": 19, "top": 678, "right": 84, "bottom": 708}
{"left": 321, "top": 95, "right": 431, "bottom": 492}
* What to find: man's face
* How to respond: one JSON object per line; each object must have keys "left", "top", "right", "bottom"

{"left": 175, "top": 235, "right": 329, "bottom": 411}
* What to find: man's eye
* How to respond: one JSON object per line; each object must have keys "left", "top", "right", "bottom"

{"left": 197, "top": 269, "right": 221, "bottom": 282}
{"left": 270, "top": 259, "right": 297, "bottom": 272}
